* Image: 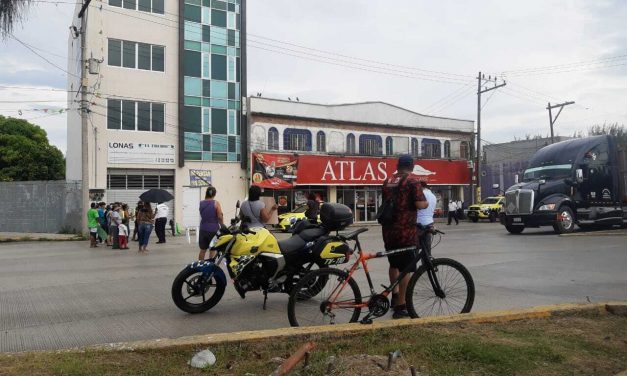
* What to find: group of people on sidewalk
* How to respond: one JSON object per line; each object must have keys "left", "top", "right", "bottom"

{"left": 86, "top": 200, "right": 170, "bottom": 254}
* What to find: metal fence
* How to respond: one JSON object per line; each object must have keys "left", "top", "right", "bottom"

{"left": 0, "top": 180, "right": 82, "bottom": 233}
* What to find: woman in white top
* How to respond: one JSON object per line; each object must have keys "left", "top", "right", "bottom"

{"left": 240, "top": 185, "right": 277, "bottom": 228}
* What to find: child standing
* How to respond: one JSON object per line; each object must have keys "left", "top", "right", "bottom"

{"left": 118, "top": 220, "right": 129, "bottom": 250}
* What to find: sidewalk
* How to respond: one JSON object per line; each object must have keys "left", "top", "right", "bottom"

{"left": 0, "top": 232, "right": 82, "bottom": 242}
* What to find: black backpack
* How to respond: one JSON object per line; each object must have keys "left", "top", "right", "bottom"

{"left": 376, "top": 174, "right": 408, "bottom": 225}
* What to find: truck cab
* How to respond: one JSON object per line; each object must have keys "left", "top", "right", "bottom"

{"left": 500, "top": 135, "right": 626, "bottom": 234}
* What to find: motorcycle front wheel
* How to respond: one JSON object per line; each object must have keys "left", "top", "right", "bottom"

{"left": 171, "top": 267, "right": 226, "bottom": 314}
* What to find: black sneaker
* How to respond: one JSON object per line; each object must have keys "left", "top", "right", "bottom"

{"left": 392, "top": 309, "right": 410, "bottom": 319}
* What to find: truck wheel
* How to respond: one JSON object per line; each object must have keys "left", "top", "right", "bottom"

{"left": 553, "top": 206, "right": 575, "bottom": 234}
{"left": 489, "top": 212, "right": 497, "bottom": 222}
{"left": 471, "top": 217, "right": 479, "bottom": 223}
{"left": 505, "top": 225, "right": 524, "bottom": 234}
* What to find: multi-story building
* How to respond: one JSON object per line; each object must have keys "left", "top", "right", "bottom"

{"left": 66, "top": 0, "right": 247, "bottom": 228}
{"left": 248, "top": 97, "right": 474, "bottom": 222}
{"left": 481, "top": 136, "right": 571, "bottom": 197}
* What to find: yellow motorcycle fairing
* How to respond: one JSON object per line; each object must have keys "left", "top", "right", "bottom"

{"left": 230, "top": 227, "right": 280, "bottom": 257}
{"left": 211, "top": 234, "right": 233, "bottom": 249}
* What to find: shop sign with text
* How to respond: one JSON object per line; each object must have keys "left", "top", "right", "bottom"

{"left": 108, "top": 142, "right": 175, "bottom": 165}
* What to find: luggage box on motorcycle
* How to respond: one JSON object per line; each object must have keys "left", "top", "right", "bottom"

{"left": 320, "top": 203, "right": 353, "bottom": 231}
{"left": 312, "top": 236, "right": 351, "bottom": 265}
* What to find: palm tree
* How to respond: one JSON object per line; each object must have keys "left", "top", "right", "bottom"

{"left": 0, "top": 0, "right": 32, "bottom": 38}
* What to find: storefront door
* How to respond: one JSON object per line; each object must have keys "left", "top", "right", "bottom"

{"left": 354, "top": 188, "right": 381, "bottom": 222}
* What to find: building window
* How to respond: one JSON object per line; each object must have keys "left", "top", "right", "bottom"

{"left": 107, "top": 170, "right": 174, "bottom": 189}
{"left": 284, "top": 129, "right": 311, "bottom": 151}
{"left": 268, "top": 127, "right": 279, "bottom": 150}
{"left": 346, "top": 133, "right": 356, "bottom": 154}
{"left": 109, "top": 0, "right": 164, "bottom": 14}
{"left": 444, "top": 140, "right": 451, "bottom": 158}
{"left": 359, "top": 134, "right": 382, "bottom": 155}
{"left": 108, "top": 38, "right": 165, "bottom": 72}
{"left": 411, "top": 138, "right": 419, "bottom": 157}
{"left": 460, "top": 141, "right": 470, "bottom": 159}
{"left": 107, "top": 99, "right": 165, "bottom": 132}
{"left": 422, "top": 138, "right": 441, "bottom": 158}
{"left": 385, "top": 136, "right": 393, "bottom": 155}
{"left": 316, "top": 131, "right": 326, "bottom": 152}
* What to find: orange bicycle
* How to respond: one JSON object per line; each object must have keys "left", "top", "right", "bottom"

{"left": 287, "top": 226, "right": 475, "bottom": 326}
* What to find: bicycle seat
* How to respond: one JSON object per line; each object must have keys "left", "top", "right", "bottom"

{"left": 338, "top": 227, "right": 368, "bottom": 241}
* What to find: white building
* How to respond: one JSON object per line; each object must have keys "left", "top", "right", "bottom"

{"left": 67, "top": 0, "right": 248, "bottom": 229}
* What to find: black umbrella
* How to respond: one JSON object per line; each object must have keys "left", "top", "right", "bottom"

{"left": 139, "top": 189, "right": 174, "bottom": 203}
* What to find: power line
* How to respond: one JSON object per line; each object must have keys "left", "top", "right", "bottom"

{"left": 8, "top": 33, "right": 80, "bottom": 78}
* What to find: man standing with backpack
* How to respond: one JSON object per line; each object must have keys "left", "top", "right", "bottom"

{"left": 379, "top": 154, "right": 428, "bottom": 319}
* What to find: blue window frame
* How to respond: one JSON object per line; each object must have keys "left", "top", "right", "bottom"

{"left": 283, "top": 128, "right": 311, "bottom": 151}
{"left": 422, "top": 138, "right": 441, "bottom": 158}
{"left": 385, "top": 136, "right": 393, "bottom": 155}
{"left": 359, "top": 134, "right": 382, "bottom": 155}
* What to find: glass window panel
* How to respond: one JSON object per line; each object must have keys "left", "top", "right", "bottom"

{"left": 201, "top": 0, "right": 209, "bottom": 6}
{"left": 212, "top": 153, "right": 227, "bottom": 161}
{"left": 203, "top": 134, "right": 211, "bottom": 151}
{"left": 183, "top": 50, "right": 201, "bottom": 77}
{"left": 236, "top": 57, "right": 240, "bottom": 81}
{"left": 201, "top": 7, "right": 210, "bottom": 24}
{"left": 212, "top": 134, "right": 227, "bottom": 152}
{"left": 108, "top": 175, "right": 126, "bottom": 189}
{"left": 202, "top": 98, "right": 211, "bottom": 106}
{"left": 211, "top": 44, "right": 227, "bottom": 54}
{"left": 123, "top": 0, "right": 136, "bottom": 9}
{"left": 211, "top": 108, "right": 227, "bottom": 134}
{"left": 210, "top": 80, "right": 227, "bottom": 98}
{"left": 235, "top": 30, "right": 240, "bottom": 48}
{"left": 235, "top": 83, "right": 240, "bottom": 99}
{"left": 159, "top": 175, "right": 174, "bottom": 189}
{"left": 122, "top": 100, "right": 136, "bottom": 130}
{"left": 227, "top": 56, "right": 235, "bottom": 81}
{"left": 127, "top": 175, "right": 143, "bottom": 189}
{"left": 227, "top": 100, "right": 237, "bottom": 110}
{"left": 185, "top": 152, "right": 202, "bottom": 160}
{"left": 227, "top": 12, "right": 236, "bottom": 29}
{"left": 210, "top": 99, "right": 227, "bottom": 108}
{"left": 152, "top": 45, "right": 164, "bottom": 71}
{"left": 186, "top": 0, "right": 201, "bottom": 5}
{"left": 137, "top": 101, "right": 151, "bottom": 131}
{"left": 185, "top": 21, "right": 201, "bottom": 42}
{"left": 184, "top": 4, "right": 201, "bottom": 22}
{"left": 122, "top": 40, "right": 136, "bottom": 68}
{"left": 108, "top": 39, "right": 121, "bottom": 66}
{"left": 202, "top": 107, "right": 210, "bottom": 133}
{"left": 152, "top": 0, "right": 164, "bottom": 13}
{"left": 211, "top": 26, "right": 227, "bottom": 46}
{"left": 202, "top": 151, "right": 212, "bottom": 160}
{"left": 184, "top": 76, "right": 202, "bottom": 97}
{"left": 227, "top": 3, "right": 235, "bottom": 11}
{"left": 137, "top": 43, "right": 151, "bottom": 70}
{"left": 228, "top": 135, "right": 236, "bottom": 153}
{"left": 202, "top": 25, "right": 211, "bottom": 42}
{"left": 138, "top": 0, "right": 150, "bottom": 12}
{"left": 109, "top": 0, "right": 122, "bottom": 7}
{"left": 184, "top": 40, "right": 202, "bottom": 51}
{"left": 202, "top": 79, "right": 211, "bottom": 97}
{"left": 212, "top": 0, "right": 227, "bottom": 10}
{"left": 107, "top": 99, "right": 121, "bottom": 129}
{"left": 183, "top": 105, "right": 202, "bottom": 132}
{"left": 184, "top": 132, "right": 203, "bottom": 151}
{"left": 227, "top": 29, "right": 235, "bottom": 46}
{"left": 152, "top": 103, "right": 164, "bottom": 132}
{"left": 184, "top": 96, "right": 202, "bottom": 106}
{"left": 202, "top": 53, "right": 210, "bottom": 78}
{"left": 227, "top": 109, "right": 236, "bottom": 134}
{"left": 227, "top": 46, "right": 236, "bottom": 56}
{"left": 227, "top": 152, "right": 237, "bottom": 162}
{"left": 211, "top": 54, "right": 227, "bottom": 80}
{"left": 227, "top": 82, "right": 235, "bottom": 99}
{"left": 201, "top": 42, "right": 210, "bottom": 52}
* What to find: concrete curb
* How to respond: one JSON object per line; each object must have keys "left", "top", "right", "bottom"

{"left": 560, "top": 229, "right": 627, "bottom": 237}
{"left": 88, "top": 301, "right": 627, "bottom": 353}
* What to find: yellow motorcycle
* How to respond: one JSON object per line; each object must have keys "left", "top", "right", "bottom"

{"left": 171, "top": 202, "right": 354, "bottom": 314}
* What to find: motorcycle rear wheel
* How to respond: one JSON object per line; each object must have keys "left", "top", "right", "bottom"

{"left": 172, "top": 268, "right": 226, "bottom": 314}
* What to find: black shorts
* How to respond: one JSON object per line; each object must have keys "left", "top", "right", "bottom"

{"left": 387, "top": 247, "right": 417, "bottom": 272}
{"left": 199, "top": 230, "right": 217, "bottom": 250}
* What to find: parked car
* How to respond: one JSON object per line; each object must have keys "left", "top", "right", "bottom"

{"left": 467, "top": 196, "right": 505, "bottom": 222}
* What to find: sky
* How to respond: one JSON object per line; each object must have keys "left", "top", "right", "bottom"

{"left": 1, "top": 0, "right": 626, "bottom": 155}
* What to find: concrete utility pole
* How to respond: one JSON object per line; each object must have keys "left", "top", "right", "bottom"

{"left": 547, "top": 101, "right": 575, "bottom": 144}
{"left": 79, "top": 0, "right": 92, "bottom": 234}
{"left": 475, "top": 72, "right": 506, "bottom": 203}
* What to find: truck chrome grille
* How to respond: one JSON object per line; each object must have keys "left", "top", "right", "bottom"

{"left": 505, "top": 189, "right": 534, "bottom": 215}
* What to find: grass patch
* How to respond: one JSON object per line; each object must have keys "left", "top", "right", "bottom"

{"left": 1, "top": 313, "right": 626, "bottom": 375}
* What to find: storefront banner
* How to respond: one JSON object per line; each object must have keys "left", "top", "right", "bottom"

{"left": 251, "top": 153, "right": 298, "bottom": 189}
{"left": 108, "top": 142, "right": 175, "bottom": 165}
{"left": 296, "top": 155, "right": 470, "bottom": 185}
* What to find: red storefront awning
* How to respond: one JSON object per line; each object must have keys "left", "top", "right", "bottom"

{"left": 251, "top": 153, "right": 471, "bottom": 188}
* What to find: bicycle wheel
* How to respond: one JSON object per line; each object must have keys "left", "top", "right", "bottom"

{"left": 288, "top": 268, "right": 361, "bottom": 327}
{"left": 406, "top": 258, "right": 474, "bottom": 318}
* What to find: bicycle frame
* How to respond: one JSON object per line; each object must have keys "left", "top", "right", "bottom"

{"left": 325, "top": 231, "right": 445, "bottom": 314}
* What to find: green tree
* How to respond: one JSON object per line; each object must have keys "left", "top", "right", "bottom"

{"left": 0, "top": 0, "right": 32, "bottom": 38}
{"left": 0, "top": 115, "right": 65, "bottom": 181}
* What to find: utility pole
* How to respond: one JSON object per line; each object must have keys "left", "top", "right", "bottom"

{"left": 547, "top": 101, "right": 575, "bottom": 144}
{"left": 79, "top": 0, "right": 93, "bottom": 234}
{"left": 475, "top": 72, "right": 506, "bottom": 203}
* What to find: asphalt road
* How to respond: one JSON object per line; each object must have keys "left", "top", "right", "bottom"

{"left": 1, "top": 223, "right": 626, "bottom": 352}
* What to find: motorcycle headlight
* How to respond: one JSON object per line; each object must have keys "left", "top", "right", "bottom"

{"left": 538, "top": 203, "right": 556, "bottom": 211}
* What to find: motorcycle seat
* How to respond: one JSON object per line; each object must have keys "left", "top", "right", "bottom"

{"left": 278, "top": 236, "right": 307, "bottom": 255}
{"left": 297, "top": 227, "right": 328, "bottom": 242}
